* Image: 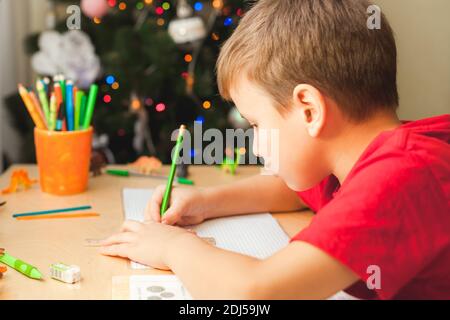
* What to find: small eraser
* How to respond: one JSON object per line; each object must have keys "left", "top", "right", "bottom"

{"left": 50, "top": 263, "right": 81, "bottom": 284}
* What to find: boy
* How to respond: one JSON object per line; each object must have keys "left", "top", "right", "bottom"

{"left": 100, "top": 0, "right": 450, "bottom": 299}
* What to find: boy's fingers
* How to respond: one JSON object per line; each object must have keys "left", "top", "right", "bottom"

{"left": 161, "top": 208, "right": 181, "bottom": 225}
{"left": 101, "top": 232, "right": 135, "bottom": 246}
{"left": 120, "top": 220, "right": 143, "bottom": 232}
{"left": 147, "top": 197, "right": 162, "bottom": 223}
{"left": 146, "top": 186, "right": 165, "bottom": 222}
{"left": 100, "top": 243, "right": 130, "bottom": 258}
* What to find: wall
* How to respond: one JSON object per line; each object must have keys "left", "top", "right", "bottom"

{"left": 375, "top": 0, "right": 450, "bottom": 119}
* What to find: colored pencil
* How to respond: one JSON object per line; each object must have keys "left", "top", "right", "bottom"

{"left": 82, "top": 84, "right": 98, "bottom": 129}
{"left": 160, "top": 125, "right": 186, "bottom": 217}
{"left": 54, "top": 82, "right": 63, "bottom": 109}
{"left": 75, "top": 91, "right": 84, "bottom": 131}
{"left": 79, "top": 94, "right": 87, "bottom": 128}
{"left": 29, "top": 91, "right": 47, "bottom": 129}
{"left": 49, "top": 93, "right": 57, "bottom": 131}
{"left": 66, "top": 80, "right": 74, "bottom": 131}
{"left": 17, "top": 84, "right": 46, "bottom": 129}
{"left": 36, "top": 79, "right": 50, "bottom": 123}
{"left": 16, "top": 213, "right": 100, "bottom": 221}
{"left": 12, "top": 205, "right": 92, "bottom": 218}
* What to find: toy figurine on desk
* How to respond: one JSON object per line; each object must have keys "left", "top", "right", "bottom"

{"left": 128, "top": 156, "right": 162, "bottom": 175}
{"left": 90, "top": 133, "right": 114, "bottom": 177}
{"left": 90, "top": 150, "right": 107, "bottom": 177}
{"left": 220, "top": 148, "right": 241, "bottom": 175}
{"left": 1, "top": 169, "right": 38, "bottom": 194}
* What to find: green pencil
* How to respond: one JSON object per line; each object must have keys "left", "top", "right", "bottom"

{"left": 59, "top": 75, "right": 66, "bottom": 105}
{"left": 82, "top": 84, "right": 98, "bottom": 129}
{"left": 36, "top": 79, "right": 50, "bottom": 123}
{"left": 0, "top": 252, "right": 42, "bottom": 280}
{"left": 79, "top": 94, "right": 87, "bottom": 128}
{"left": 75, "top": 91, "right": 84, "bottom": 130}
{"left": 160, "top": 125, "right": 186, "bottom": 217}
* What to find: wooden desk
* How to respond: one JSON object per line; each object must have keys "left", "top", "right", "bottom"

{"left": 0, "top": 164, "right": 313, "bottom": 299}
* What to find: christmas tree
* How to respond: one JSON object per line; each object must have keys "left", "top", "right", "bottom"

{"left": 7, "top": 0, "right": 251, "bottom": 164}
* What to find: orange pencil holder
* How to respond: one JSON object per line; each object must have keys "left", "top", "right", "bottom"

{"left": 34, "top": 127, "right": 93, "bottom": 195}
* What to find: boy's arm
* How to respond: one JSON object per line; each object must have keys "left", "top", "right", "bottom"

{"left": 204, "top": 174, "right": 305, "bottom": 219}
{"left": 166, "top": 233, "right": 359, "bottom": 299}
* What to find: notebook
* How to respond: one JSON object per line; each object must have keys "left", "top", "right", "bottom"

{"left": 122, "top": 188, "right": 290, "bottom": 269}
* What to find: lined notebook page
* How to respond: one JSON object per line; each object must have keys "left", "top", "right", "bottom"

{"left": 122, "top": 188, "right": 290, "bottom": 269}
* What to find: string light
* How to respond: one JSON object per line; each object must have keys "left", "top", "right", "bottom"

{"left": 111, "top": 82, "right": 119, "bottom": 90}
{"left": 195, "top": 115, "right": 205, "bottom": 123}
{"left": 145, "top": 98, "right": 154, "bottom": 106}
{"left": 103, "top": 95, "right": 112, "bottom": 103}
{"left": 194, "top": 2, "right": 203, "bottom": 11}
{"left": 136, "top": 2, "right": 144, "bottom": 10}
{"left": 236, "top": 8, "right": 243, "bottom": 17}
{"left": 162, "top": 2, "right": 170, "bottom": 10}
{"left": 106, "top": 75, "right": 115, "bottom": 85}
{"left": 190, "top": 149, "right": 196, "bottom": 157}
{"left": 107, "top": 0, "right": 117, "bottom": 7}
{"left": 212, "top": 0, "right": 223, "bottom": 9}
{"left": 155, "top": 103, "right": 166, "bottom": 112}
{"left": 157, "top": 18, "right": 165, "bottom": 26}
{"left": 118, "top": 2, "right": 127, "bottom": 10}
{"left": 239, "top": 147, "right": 246, "bottom": 155}
{"left": 155, "top": 6, "right": 164, "bottom": 15}
{"left": 93, "top": 17, "right": 101, "bottom": 24}
{"left": 118, "top": 129, "right": 126, "bottom": 136}
{"left": 184, "top": 54, "right": 193, "bottom": 63}
{"left": 131, "top": 98, "right": 141, "bottom": 110}
{"left": 144, "top": 0, "right": 153, "bottom": 4}
{"left": 211, "top": 33, "right": 220, "bottom": 41}
{"left": 224, "top": 17, "right": 233, "bottom": 26}
{"left": 202, "top": 101, "right": 211, "bottom": 109}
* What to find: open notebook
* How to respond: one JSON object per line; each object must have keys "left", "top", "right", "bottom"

{"left": 121, "top": 188, "right": 357, "bottom": 300}
{"left": 122, "top": 188, "right": 290, "bottom": 269}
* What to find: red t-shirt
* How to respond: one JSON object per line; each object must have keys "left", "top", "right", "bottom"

{"left": 292, "top": 115, "right": 450, "bottom": 300}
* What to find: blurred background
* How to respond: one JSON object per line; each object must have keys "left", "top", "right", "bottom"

{"left": 0, "top": 0, "right": 449, "bottom": 173}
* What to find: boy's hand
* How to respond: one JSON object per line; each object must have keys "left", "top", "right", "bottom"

{"left": 100, "top": 220, "right": 193, "bottom": 270}
{"left": 145, "top": 185, "right": 208, "bottom": 226}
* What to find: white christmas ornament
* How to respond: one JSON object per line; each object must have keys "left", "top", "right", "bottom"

{"left": 169, "top": 17, "right": 207, "bottom": 44}
{"left": 31, "top": 30, "right": 100, "bottom": 88}
{"left": 168, "top": 0, "right": 206, "bottom": 44}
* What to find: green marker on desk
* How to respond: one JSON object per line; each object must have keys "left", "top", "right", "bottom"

{"left": 106, "top": 169, "right": 194, "bottom": 185}
{"left": 0, "top": 252, "right": 42, "bottom": 280}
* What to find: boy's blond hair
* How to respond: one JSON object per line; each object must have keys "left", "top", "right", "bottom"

{"left": 217, "top": 0, "right": 399, "bottom": 121}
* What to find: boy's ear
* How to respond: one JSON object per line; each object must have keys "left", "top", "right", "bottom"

{"left": 292, "top": 84, "right": 327, "bottom": 137}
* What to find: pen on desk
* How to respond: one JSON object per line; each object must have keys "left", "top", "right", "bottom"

{"left": 105, "top": 169, "right": 194, "bottom": 185}
{"left": 0, "top": 251, "right": 42, "bottom": 280}
{"left": 160, "top": 125, "right": 186, "bottom": 217}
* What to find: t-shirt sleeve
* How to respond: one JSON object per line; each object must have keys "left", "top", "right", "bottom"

{"left": 297, "top": 175, "right": 340, "bottom": 212}
{"left": 291, "top": 156, "right": 448, "bottom": 299}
